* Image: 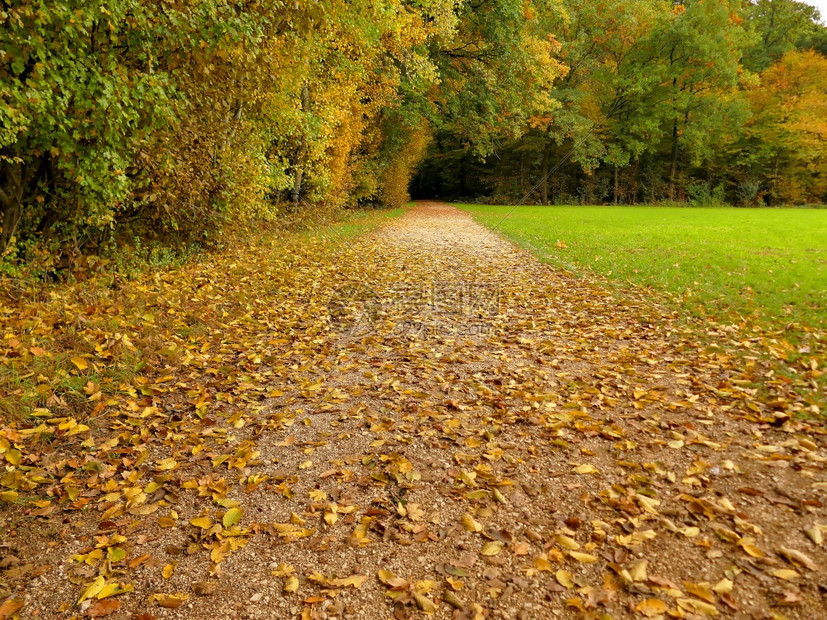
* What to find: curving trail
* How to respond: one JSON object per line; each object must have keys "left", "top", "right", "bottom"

{"left": 3, "top": 202, "right": 825, "bottom": 619}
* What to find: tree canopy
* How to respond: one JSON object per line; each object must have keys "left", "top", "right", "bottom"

{"left": 412, "top": 0, "right": 827, "bottom": 207}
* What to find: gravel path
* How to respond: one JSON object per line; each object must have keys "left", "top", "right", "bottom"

{"left": 3, "top": 202, "right": 825, "bottom": 620}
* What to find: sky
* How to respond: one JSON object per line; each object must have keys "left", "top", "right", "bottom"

{"left": 806, "top": 0, "right": 827, "bottom": 22}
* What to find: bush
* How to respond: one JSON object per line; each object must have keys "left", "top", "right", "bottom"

{"left": 0, "top": 0, "right": 456, "bottom": 271}
{"left": 736, "top": 179, "right": 763, "bottom": 207}
{"left": 687, "top": 181, "right": 728, "bottom": 207}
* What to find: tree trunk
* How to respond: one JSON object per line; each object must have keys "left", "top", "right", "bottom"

{"left": 669, "top": 117, "right": 679, "bottom": 200}
{"left": 614, "top": 165, "right": 619, "bottom": 205}
{"left": 459, "top": 154, "right": 466, "bottom": 197}
{"left": 520, "top": 152, "right": 525, "bottom": 197}
{"left": 292, "top": 83, "right": 310, "bottom": 206}
{"left": 0, "top": 161, "right": 38, "bottom": 255}
{"left": 541, "top": 144, "right": 549, "bottom": 205}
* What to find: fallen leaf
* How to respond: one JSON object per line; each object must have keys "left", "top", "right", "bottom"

{"left": 414, "top": 593, "right": 437, "bottom": 614}
{"left": 223, "top": 507, "right": 243, "bottom": 528}
{"left": 0, "top": 599, "right": 24, "bottom": 619}
{"left": 778, "top": 547, "right": 817, "bottom": 571}
{"left": 329, "top": 575, "right": 368, "bottom": 588}
{"left": 87, "top": 599, "right": 120, "bottom": 617}
{"left": 193, "top": 581, "right": 217, "bottom": 596}
{"left": 480, "top": 541, "right": 504, "bottom": 556}
{"left": 636, "top": 599, "right": 668, "bottom": 617}
{"left": 572, "top": 464, "right": 598, "bottom": 475}
{"left": 154, "top": 594, "right": 188, "bottom": 609}
{"left": 283, "top": 576, "right": 299, "bottom": 593}
{"left": 556, "top": 570, "right": 574, "bottom": 588}
{"left": 772, "top": 569, "right": 800, "bottom": 580}
{"left": 461, "top": 513, "right": 482, "bottom": 533}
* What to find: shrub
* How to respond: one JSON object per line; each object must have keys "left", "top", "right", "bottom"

{"left": 687, "top": 181, "right": 728, "bottom": 207}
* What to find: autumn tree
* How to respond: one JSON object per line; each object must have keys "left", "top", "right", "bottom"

{"left": 738, "top": 50, "right": 827, "bottom": 204}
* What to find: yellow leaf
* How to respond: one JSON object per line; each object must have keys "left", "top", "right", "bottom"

{"left": 636, "top": 599, "right": 668, "bottom": 617}
{"left": 572, "top": 464, "right": 598, "bottom": 475}
{"left": 555, "top": 570, "right": 574, "bottom": 588}
{"left": 271, "top": 564, "right": 295, "bottom": 578}
{"left": 378, "top": 570, "right": 408, "bottom": 588}
{"left": 162, "top": 563, "right": 176, "bottom": 579}
{"left": 79, "top": 576, "right": 105, "bottom": 603}
{"left": 190, "top": 516, "right": 212, "bottom": 529}
{"left": 461, "top": 513, "right": 482, "bottom": 533}
{"left": 283, "top": 576, "right": 299, "bottom": 593}
{"left": 71, "top": 356, "right": 89, "bottom": 371}
{"left": 677, "top": 598, "right": 718, "bottom": 616}
{"left": 329, "top": 575, "right": 368, "bottom": 588}
{"left": 157, "top": 516, "right": 176, "bottom": 528}
{"left": 480, "top": 541, "right": 503, "bottom": 556}
{"left": 414, "top": 593, "right": 437, "bottom": 614}
{"left": 772, "top": 569, "right": 800, "bottom": 580}
{"left": 97, "top": 582, "right": 133, "bottom": 599}
{"left": 684, "top": 581, "right": 716, "bottom": 604}
{"left": 155, "top": 458, "right": 177, "bottom": 471}
{"left": 568, "top": 551, "right": 598, "bottom": 563}
{"left": 738, "top": 537, "right": 764, "bottom": 558}
{"left": 556, "top": 534, "right": 580, "bottom": 550}
{"left": 154, "top": 593, "right": 188, "bottom": 609}
{"left": 222, "top": 507, "right": 242, "bottom": 528}
{"left": 629, "top": 559, "right": 648, "bottom": 582}
{"left": 534, "top": 556, "right": 553, "bottom": 572}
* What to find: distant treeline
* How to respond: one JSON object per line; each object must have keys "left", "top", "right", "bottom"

{"left": 2, "top": 2, "right": 826, "bottom": 272}
{"left": 412, "top": 0, "right": 827, "bottom": 207}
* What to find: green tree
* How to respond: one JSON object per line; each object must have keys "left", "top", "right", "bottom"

{"left": 742, "top": 0, "right": 822, "bottom": 72}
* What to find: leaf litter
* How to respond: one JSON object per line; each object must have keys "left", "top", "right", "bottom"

{"left": 1, "top": 202, "right": 826, "bottom": 619}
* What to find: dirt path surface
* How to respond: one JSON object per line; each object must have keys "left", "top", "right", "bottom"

{"left": 2, "top": 202, "right": 826, "bottom": 619}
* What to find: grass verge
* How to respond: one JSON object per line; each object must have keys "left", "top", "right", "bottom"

{"left": 459, "top": 204, "right": 827, "bottom": 331}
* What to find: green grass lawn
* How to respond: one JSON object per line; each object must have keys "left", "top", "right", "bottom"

{"left": 458, "top": 205, "right": 827, "bottom": 330}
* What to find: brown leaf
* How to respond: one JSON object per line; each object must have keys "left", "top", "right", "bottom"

{"left": 0, "top": 599, "right": 23, "bottom": 619}
{"left": 154, "top": 594, "right": 187, "bottom": 609}
{"left": 86, "top": 599, "right": 121, "bottom": 617}
{"left": 193, "top": 581, "right": 217, "bottom": 596}
{"left": 778, "top": 547, "right": 817, "bottom": 571}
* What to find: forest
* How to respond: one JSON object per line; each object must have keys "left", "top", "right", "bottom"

{"left": 2, "top": 0, "right": 826, "bottom": 273}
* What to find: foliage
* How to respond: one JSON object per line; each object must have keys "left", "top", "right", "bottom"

{"left": 414, "top": 0, "right": 827, "bottom": 207}
{"left": 2, "top": 0, "right": 826, "bottom": 270}
{"left": 0, "top": 0, "right": 459, "bottom": 266}
{"left": 687, "top": 181, "right": 727, "bottom": 207}
{"left": 739, "top": 50, "right": 827, "bottom": 205}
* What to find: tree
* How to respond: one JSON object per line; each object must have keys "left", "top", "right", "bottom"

{"left": 740, "top": 50, "right": 827, "bottom": 204}
{"left": 742, "top": 0, "right": 822, "bottom": 72}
